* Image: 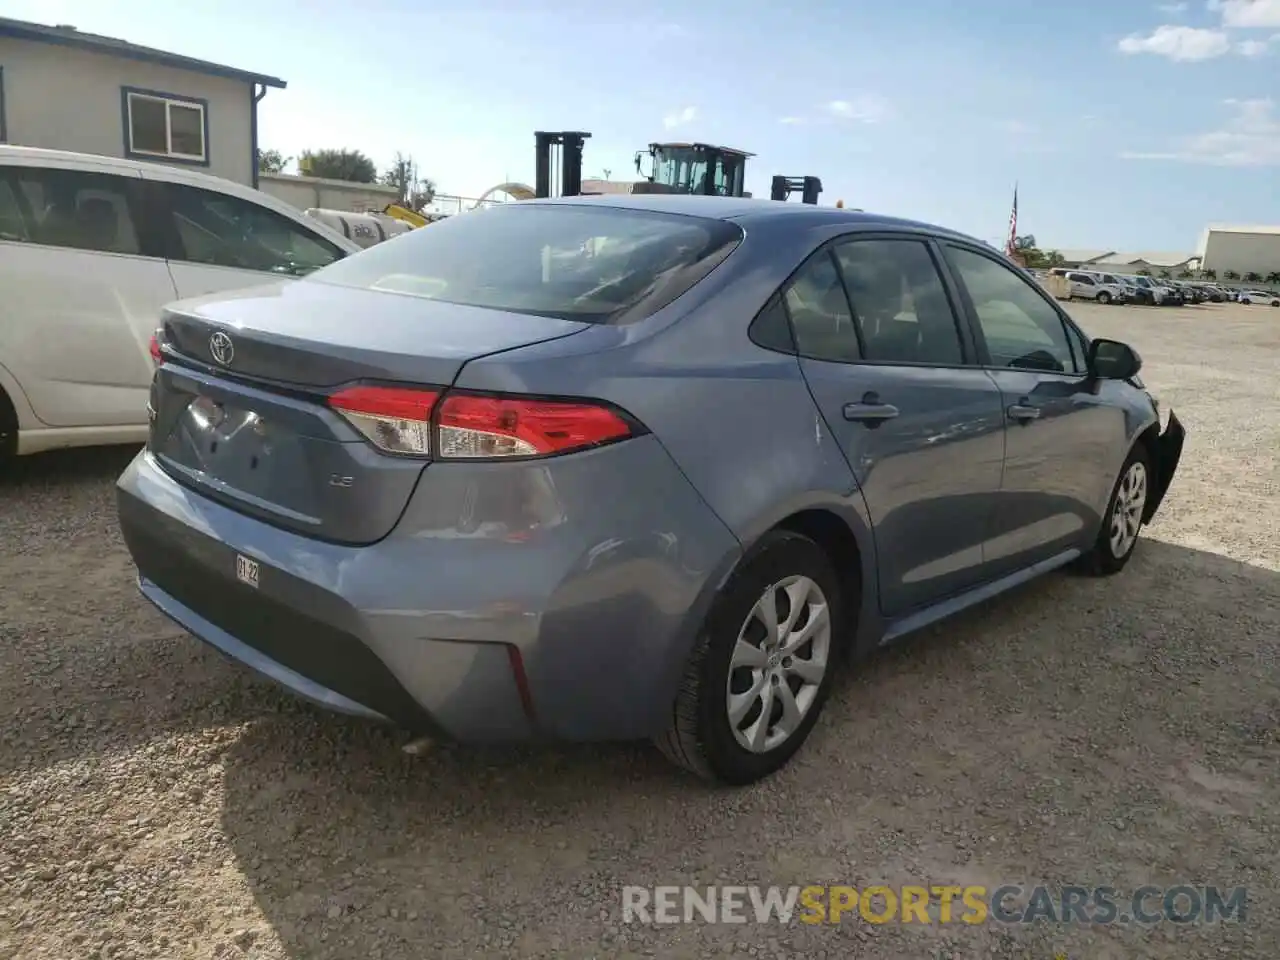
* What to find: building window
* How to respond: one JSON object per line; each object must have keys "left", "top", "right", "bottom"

{"left": 123, "top": 88, "right": 207, "bottom": 163}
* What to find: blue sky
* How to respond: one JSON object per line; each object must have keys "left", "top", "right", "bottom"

{"left": 7, "top": 0, "right": 1280, "bottom": 251}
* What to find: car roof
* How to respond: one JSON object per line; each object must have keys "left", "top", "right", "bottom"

{"left": 0, "top": 143, "right": 248, "bottom": 192}
{"left": 528, "top": 193, "right": 985, "bottom": 244}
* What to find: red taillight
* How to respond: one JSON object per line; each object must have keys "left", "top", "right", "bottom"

{"left": 329, "top": 385, "right": 439, "bottom": 456}
{"left": 436, "top": 393, "right": 633, "bottom": 459}
{"left": 148, "top": 333, "right": 163, "bottom": 365}
{"left": 328, "top": 385, "right": 635, "bottom": 460}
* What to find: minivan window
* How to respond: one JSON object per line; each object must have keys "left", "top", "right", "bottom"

{"left": 0, "top": 166, "right": 142, "bottom": 255}
{"left": 162, "top": 182, "right": 345, "bottom": 277}
{"left": 308, "top": 204, "right": 744, "bottom": 323}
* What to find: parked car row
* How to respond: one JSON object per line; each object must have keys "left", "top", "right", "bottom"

{"left": 1045, "top": 268, "right": 1278, "bottom": 307}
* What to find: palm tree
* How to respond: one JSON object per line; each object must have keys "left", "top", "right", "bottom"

{"left": 1243, "top": 271, "right": 1263, "bottom": 284}
{"left": 1177, "top": 269, "right": 1193, "bottom": 279}
{"left": 1137, "top": 268, "right": 1153, "bottom": 277}
{"left": 1224, "top": 269, "right": 1240, "bottom": 281}
{"left": 1266, "top": 271, "right": 1280, "bottom": 286}
{"left": 1158, "top": 269, "right": 1172, "bottom": 279}
{"left": 1201, "top": 268, "right": 1217, "bottom": 281}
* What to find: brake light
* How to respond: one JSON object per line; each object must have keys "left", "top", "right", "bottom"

{"left": 148, "top": 333, "right": 163, "bottom": 365}
{"left": 436, "top": 393, "right": 633, "bottom": 459}
{"left": 329, "top": 385, "right": 439, "bottom": 456}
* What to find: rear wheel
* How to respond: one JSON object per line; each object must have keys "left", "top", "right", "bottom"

{"left": 1079, "top": 444, "right": 1152, "bottom": 576}
{"left": 656, "top": 530, "right": 844, "bottom": 784}
{"left": 1097, "top": 291, "right": 1112, "bottom": 305}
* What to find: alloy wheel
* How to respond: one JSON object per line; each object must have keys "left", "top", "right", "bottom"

{"left": 725, "top": 575, "right": 832, "bottom": 753}
{"left": 1109, "top": 461, "right": 1148, "bottom": 558}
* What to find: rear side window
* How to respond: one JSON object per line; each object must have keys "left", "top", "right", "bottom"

{"left": 833, "top": 239, "right": 965, "bottom": 365}
{"left": 0, "top": 166, "right": 142, "bottom": 255}
{"left": 784, "top": 252, "right": 860, "bottom": 361}
{"left": 162, "top": 182, "right": 345, "bottom": 277}
{"left": 308, "top": 203, "right": 744, "bottom": 323}
{"left": 0, "top": 176, "right": 26, "bottom": 242}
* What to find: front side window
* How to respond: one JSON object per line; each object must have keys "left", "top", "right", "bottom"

{"left": 946, "top": 245, "right": 1080, "bottom": 374}
{"left": 834, "top": 239, "right": 965, "bottom": 365}
{"left": 125, "top": 90, "right": 206, "bottom": 162}
{"left": 164, "top": 183, "right": 344, "bottom": 276}
{"left": 309, "top": 204, "right": 744, "bottom": 323}
{"left": 0, "top": 166, "right": 141, "bottom": 255}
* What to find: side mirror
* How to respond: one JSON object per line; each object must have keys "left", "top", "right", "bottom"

{"left": 1088, "top": 338, "right": 1142, "bottom": 380}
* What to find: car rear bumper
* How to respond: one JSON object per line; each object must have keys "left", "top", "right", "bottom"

{"left": 116, "top": 442, "right": 741, "bottom": 743}
{"left": 1145, "top": 410, "right": 1185, "bottom": 521}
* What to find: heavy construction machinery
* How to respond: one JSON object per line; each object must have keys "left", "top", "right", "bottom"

{"left": 533, "top": 130, "right": 824, "bottom": 203}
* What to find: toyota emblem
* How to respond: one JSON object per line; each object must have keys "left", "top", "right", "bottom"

{"left": 209, "top": 331, "right": 234, "bottom": 366}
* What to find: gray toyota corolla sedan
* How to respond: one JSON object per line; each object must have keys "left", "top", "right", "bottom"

{"left": 117, "top": 195, "right": 1185, "bottom": 785}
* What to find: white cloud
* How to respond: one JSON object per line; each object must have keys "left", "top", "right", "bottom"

{"left": 1236, "top": 32, "right": 1280, "bottom": 52}
{"left": 1209, "top": 0, "right": 1280, "bottom": 27}
{"left": 1118, "top": 24, "right": 1232, "bottom": 59}
{"left": 826, "top": 95, "right": 891, "bottom": 123}
{"left": 662, "top": 106, "right": 697, "bottom": 130}
{"left": 1121, "top": 97, "right": 1280, "bottom": 165}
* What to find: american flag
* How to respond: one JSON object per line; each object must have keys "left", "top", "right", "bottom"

{"left": 1004, "top": 184, "right": 1018, "bottom": 257}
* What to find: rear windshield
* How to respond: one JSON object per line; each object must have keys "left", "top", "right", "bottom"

{"left": 306, "top": 203, "right": 744, "bottom": 323}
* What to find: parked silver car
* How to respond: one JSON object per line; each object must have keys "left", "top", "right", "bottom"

{"left": 117, "top": 196, "right": 1186, "bottom": 784}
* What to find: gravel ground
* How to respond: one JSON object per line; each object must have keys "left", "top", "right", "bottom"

{"left": 1, "top": 301, "right": 1277, "bottom": 960}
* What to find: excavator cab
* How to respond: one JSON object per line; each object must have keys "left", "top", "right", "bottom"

{"left": 635, "top": 142, "right": 754, "bottom": 197}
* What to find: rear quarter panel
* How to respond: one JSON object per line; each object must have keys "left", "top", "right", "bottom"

{"left": 452, "top": 216, "right": 882, "bottom": 644}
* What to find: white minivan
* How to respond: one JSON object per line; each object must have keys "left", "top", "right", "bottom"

{"left": 0, "top": 145, "right": 361, "bottom": 461}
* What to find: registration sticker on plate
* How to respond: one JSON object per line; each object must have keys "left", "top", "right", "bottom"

{"left": 235, "top": 554, "right": 260, "bottom": 589}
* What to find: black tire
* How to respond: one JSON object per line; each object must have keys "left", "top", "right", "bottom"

{"left": 1078, "top": 443, "right": 1153, "bottom": 576}
{"left": 655, "top": 530, "right": 846, "bottom": 785}
{"left": 0, "top": 388, "right": 16, "bottom": 467}
{"left": 1097, "top": 291, "right": 1111, "bottom": 305}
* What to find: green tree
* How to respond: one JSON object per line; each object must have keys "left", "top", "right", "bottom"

{"left": 1137, "top": 268, "right": 1153, "bottom": 277}
{"left": 1223, "top": 269, "right": 1240, "bottom": 281}
{"left": 256, "top": 148, "right": 290, "bottom": 174}
{"left": 1266, "top": 271, "right": 1280, "bottom": 286}
{"left": 1158, "top": 269, "right": 1172, "bottom": 279}
{"left": 299, "top": 148, "right": 378, "bottom": 183}
{"left": 1243, "top": 271, "right": 1262, "bottom": 283}
{"left": 1177, "top": 268, "right": 1193, "bottom": 279}
{"left": 1201, "top": 267, "right": 1217, "bottom": 280}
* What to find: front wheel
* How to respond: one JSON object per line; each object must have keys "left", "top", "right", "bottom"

{"left": 655, "top": 530, "right": 844, "bottom": 784}
{"left": 1097, "top": 291, "right": 1112, "bottom": 305}
{"left": 1079, "top": 445, "right": 1152, "bottom": 576}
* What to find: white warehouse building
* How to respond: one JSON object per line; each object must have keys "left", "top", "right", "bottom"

{"left": 1198, "top": 225, "right": 1280, "bottom": 278}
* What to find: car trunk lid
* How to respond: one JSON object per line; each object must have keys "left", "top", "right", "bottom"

{"left": 149, "top": 280, "right": 591, "bottom": 545}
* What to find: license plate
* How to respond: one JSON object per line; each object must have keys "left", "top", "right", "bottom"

{"left": 235, "top": 554, "right": 260, "bottom": 589}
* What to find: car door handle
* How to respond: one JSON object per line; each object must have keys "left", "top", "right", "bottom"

{"left": 843, "top": 394, "right": 900, "bottom": 426}
{"left": 1007, "top": 401, "right": 1041, "bottom": 423}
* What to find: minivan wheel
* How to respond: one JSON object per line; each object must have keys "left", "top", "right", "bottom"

{"left": 1078, "top": 444, "right": 1152, "bottom": 576}
{"left": 656, "top": 530, "right": 843, "bottom": 785}
{"left": 0, "top": 389, "right": 16, "bottom": 467}
{"left": 1097, "top": 291, "right": 1112, "bottom": 305}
